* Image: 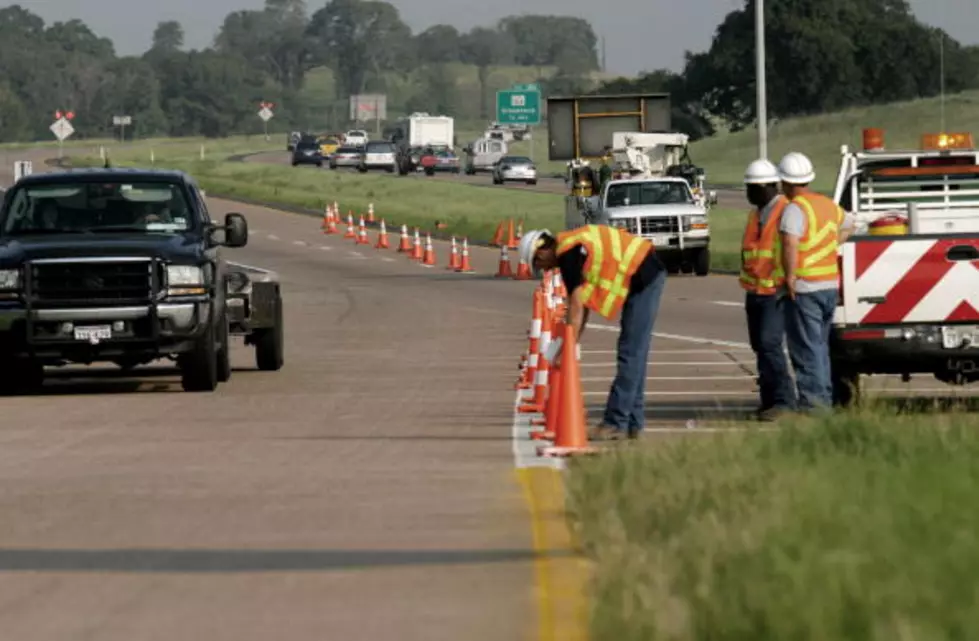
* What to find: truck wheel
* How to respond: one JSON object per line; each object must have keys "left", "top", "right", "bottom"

{"left": 216, "top": 316, "right": 232, "bottom": 383}
{"left": 179, "top": 319, "right": 219, "bottom": 392}
{"left": 0, "top": 358, "right": 44, "bottom": 395}
{"left": 680, "top": 262, "right": 694, "bottom": 275}
{"left": 425, "top": 167, "right": 435, "bottom": 176}
{"left": 694, "top": 248, "right": 710, "bottom": 276}
{"left": 832, "top": 366, "right": 861, "bottom": 408}
{"left": 255, "top": 297, "right": 284, "bottom": 372}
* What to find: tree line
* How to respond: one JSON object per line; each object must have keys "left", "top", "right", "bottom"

{"left": 0, "top": 0, "right": 975, "bottom": 144}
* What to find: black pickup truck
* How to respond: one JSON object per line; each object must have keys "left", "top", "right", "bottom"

{"left": 0, "top": 168, "right": 284, "bottom": 393}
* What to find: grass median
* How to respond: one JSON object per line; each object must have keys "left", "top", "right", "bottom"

{"left": 566, "top": 409, "right": 979, "bottom": 639}
{"left": 70, "top": 149, "right": 745, "bottom": 270}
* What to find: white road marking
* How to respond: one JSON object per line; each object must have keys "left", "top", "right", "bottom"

{"left": 267, "top": 234, "right": 279, "bottom": 241}
{"left": 319, "top": 245, "right": 332, "bottom": 251}
{"left": 381, "top": 257, "right": 395, "bottom": 262}
{"left": 581, "top": 375, "right": 755, "bottom": 382}
{"left": 584, "top": 390, "right": 753, "bottom": 397}
{"left": 581, "top": 348, "right": 751, "bottom": 355}
{"left": 581, "top": 361, "right": 748, "bottom": 367}
{"left": 293, "top": 240, "right": 307, "bottom": 246}
{"left": 349, "top": 251, "right": 366, "bottom": 259}
{"left": 585, "top": 328, "right": 752, "bottom": 350}
{"left": 711, "top": 301, "right": 742, "bottom": 307}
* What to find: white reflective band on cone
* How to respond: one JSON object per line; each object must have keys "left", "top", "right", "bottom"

{"left": 528, "top": 353, "right": 538, "bottom": 368}
{"left": 530, "top": 318, "right": 542, "bottom": 338}
{"left": 539, "top": 331, "right": 551, "bottom": 358}
{"left": 535, "top": 369, "right": 548, "bottom": 385}
{"left": 576, "top": 344, "right": 581, "bottom": 361}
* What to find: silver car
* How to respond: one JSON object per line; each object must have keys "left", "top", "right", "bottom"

{"left": 492, "top": 155, "right": 538, "bottom": 185}
{"left": 329, "top": 146, "right": 362, "bottom": 170}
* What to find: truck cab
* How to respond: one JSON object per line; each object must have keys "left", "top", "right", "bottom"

{"left": 830, "top": 129, "right": 979, "bottom": 405}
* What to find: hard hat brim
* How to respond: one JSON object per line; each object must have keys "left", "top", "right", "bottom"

{"left": 780, "top": 172, "right": 816, "bottom": 185}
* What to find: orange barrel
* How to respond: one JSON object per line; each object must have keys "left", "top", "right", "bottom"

{"left": 868, "top": 213, "right": 908, "bottom": 236}
{"left": 863, "top": 128, "right": 885, "bottom": 151}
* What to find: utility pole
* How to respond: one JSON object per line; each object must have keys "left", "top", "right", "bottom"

{"left": 755, "top": 0, "right": 768, "bottom": 159}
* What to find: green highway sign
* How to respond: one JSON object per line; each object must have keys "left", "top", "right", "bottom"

{"left": 496, "top": 88, "right": 541, "bottom": 126}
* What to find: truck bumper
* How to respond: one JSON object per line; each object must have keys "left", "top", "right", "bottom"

{"left": 0, "top": 302, "right": 211, "bottom": 363}
{"left": 832, "top": 325, "right": 979, "bottom": 378}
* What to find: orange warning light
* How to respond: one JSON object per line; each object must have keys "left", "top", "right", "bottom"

{"left": 920, "top": 132, "right": 975, "bottom": 150}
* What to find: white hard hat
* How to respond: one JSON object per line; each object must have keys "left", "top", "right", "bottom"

{"left": 518, "top": 228, "right": 551, "bottom": 270}
{"left": 778, "top": 152, "right": 815, "bottom": 185}
{"left": 743, "top": 158, "right": 780, "bottom": 185}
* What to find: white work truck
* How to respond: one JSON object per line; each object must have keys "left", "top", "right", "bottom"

{"left": 564, "top": 132, "right": 715, "bottom": 276}
{"left": 830, "top": 129, "right": 979, "bottom": 405}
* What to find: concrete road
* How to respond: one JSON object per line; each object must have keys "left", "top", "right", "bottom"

{"left": 241, "top": 150, "right": 749, "bottom": 211}
{"left": 0, "top": 151, "right": 970, "bottom": 639}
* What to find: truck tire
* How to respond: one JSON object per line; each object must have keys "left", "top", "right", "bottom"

{"left": 216, "top": 316, "right": 232, "bottom": 383}
{"left": 0, "top": 358, "right": 44, "bottom": 395}
{"left": 179, "top": 318, "right": 219, "bottom": 392}
{"left": 425, "top": 167, "right": 435, "bottom": 176}
{"left": 255, "top": 297, "right": 284, "bottom": 372}
{"left": 694, "top": 248, "right": 710, "bottom": 276}
{"left": 832, "top": 367, "right": 860, "bottom": 408}
{"left": 680, "top": 262, "right": 694, "bottom": 275}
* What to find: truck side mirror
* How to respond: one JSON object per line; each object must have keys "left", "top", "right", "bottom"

{"left": 708, "top": 191, "right": 718, "bottom": 206}
{"left": 223, "top": 213, "right": 248, "bottom": 248}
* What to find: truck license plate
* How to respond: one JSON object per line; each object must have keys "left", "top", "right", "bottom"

{"left": 942, "top": 326, "right": 979, "bottom": 349}
{"left": 650, "top": 235, "right": 672, "bottom": 246}
{"left": 74, "top": 325, "right": 112, "bottom": 342}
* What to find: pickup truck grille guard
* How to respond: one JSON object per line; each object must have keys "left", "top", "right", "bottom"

{"left": 23, "top": 256, "right": 164, "bottom": 346}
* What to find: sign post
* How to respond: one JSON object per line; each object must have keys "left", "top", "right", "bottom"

{"left": 112, "top": 115, "right": 132, "bottom": 142}
{"left": 258, "top": 101, "right": 275, "bottom": 141}
{"left": 50, "top": 110, "right": 76, "bottom": 159}
{"left": 496, "top": 84, "right": 542, "bottom": 162}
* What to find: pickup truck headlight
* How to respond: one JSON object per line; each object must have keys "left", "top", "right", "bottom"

{"left": 0, "top": 268, "right": 20, "bottom": 290}
{"left": 166, "top": 265, "right": 206, "bottom": 296}
{"left": 686, "top": 215, "right": 709, "bottom": 231}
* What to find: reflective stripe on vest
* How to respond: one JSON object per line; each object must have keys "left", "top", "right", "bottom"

{"left": 739, "top": 197, "right": 788, "bottom": 295}
{"left": 555, "top": 225, "right": 653, "bottom": 319}
{"left": 792, "top": 193, "right": 844, "bottom": 281}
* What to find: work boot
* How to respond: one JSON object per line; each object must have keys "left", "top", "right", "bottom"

{"left": 757, "top": 406, "right": 791, "bottom": 422}
{"left": 587, "top": 424, "right": 627, "bottom": 441}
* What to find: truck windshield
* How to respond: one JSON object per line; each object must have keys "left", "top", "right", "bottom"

{"left": 606, "top": 181, "right": 693, "bottom": 207}
{"left": 1, "top": 181, "right": 194, "bottom": 236}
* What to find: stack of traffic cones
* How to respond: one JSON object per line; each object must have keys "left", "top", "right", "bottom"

{"left": 375, "top": 220, "right": 390, "bottom": 249}
{"left": 446, "top": 237, "right": 461, "bottom": 270}
{"left": 344, "top": 214, "right": 356, "bottom": 239}
{"left": 422, "top": 232, "right": 437, "bottom": 266}
{"left": 397, "top": 224, "right": 411, "bottom": 252}
{"left": 515, "top": 289, "right": 544, "bottom": 391}
{"left": 537, "top": 322, "right": 595, "bottom": 457}
{"left": 323, "top": 206, "right": 339, "bottom": 235}
{"left": 356, "top": 216, "right": 370, "bottom": 245}
{"left": 456, "top": 238, "right": 474, "bottom": 273}
{"left": 495, "top": 245, "right": 514, "bottom": 278}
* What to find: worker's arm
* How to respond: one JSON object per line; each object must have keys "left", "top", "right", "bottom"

{"left": 838, "top": 211, "right": 855, "bottom": 243}
{"left": 567, "top": 288, "right": 589, "bottom": 342}
{"left": 779, "top": 204, "right": 805, "bottom": 299}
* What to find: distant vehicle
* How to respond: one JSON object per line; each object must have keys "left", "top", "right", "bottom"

{"left": 291, "top": 139, "right": 323, "bottom": 167}
{"left": 464, "top": 138, "right": 508, "bottom": 174}
{"left": 493, "top": 155, "right": 537, "bottom": 185}
{"left": 329, "top": 145, "right": 363, "bottom": 170}
{"left": 317, "top": 136, "right": 341, "bottom": 157}
{"left": 287, "top": 131, "right": 302, "bottom": 151}
{"left": 429, "top": 148, "right": 461, "bottom": 175}
{"left": 358, "top": 140, "right": 397, "bottom": 173}
{"left": 344, "top": 130, "right": 369, "bottom": 147}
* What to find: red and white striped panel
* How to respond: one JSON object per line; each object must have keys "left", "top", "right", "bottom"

{"left": 841, "top": 238, "right": 979, "bottom": 325}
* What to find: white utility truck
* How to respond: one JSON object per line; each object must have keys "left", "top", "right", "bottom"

{"left": 830, "top": 128, "right": 979, "bottom": 406}
{"left": 403, "top": 113, "right": 454, "bottom": 149}
{"left": 564, "top": 132, "right": 717, "bottom": 276}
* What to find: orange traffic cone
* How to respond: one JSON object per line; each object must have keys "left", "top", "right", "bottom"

{"left": 515, "top": 290, "right": 544, "bottom": 390}
{"left": 320, "top": 206, "right": 330, "bottom": 230}
{"left": 367, "top": 203, "right": 375, "bottom": 223}
{"left": 513, "top": 255, "right": 533, "bottom": 280}
{"left": 455, "top": 238, "right": 474, "bottom": 273}
{"left": 446, "top": 237, "right": 461, "bottom": 270}
{"left": 410, "top": 228, "right": 424, "bottom": 261}
{"left": 324, "top": 213, "right": 338, "bottom": 235}
{"left": 375, "top": 219, "right": 390, "bottom": 249}
{"left": 538, "top": 324, "right": 596, "bottom": 457}
{"left": 422, "top": 232, "right": 437, "bottom": 266}
{"left": 356, "top": 216, "right": 370, "bottom": 245}
{"left": 495, "top": 245, "right": 514, "bottom": 278}
{"left": 516, "top": 218, "right": 524, "bottom": 241}
{"left": 397, "top": 224, "right": 411, "bottom": 252}
{"left": 506, "top": 219, "right": 519, "bottom": 249}
{"left": 490, "top": 221, "right": 505, "bottom": 247}
{"left": 344, "top": 213, "right": 356, "bottom": 239}
{"left": 530, "top": 361, "right": 562, "bottom": 441}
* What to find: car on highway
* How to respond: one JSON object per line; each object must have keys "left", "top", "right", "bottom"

{"left": 317, "top": 136, "right": 341, "bottom": 158}
{"left": 358, "top": 141, "right": 397, "bottom": 173}
{"left": 287, "top": 131, "right": 302, "bottom": 151}
{"left": 421, "top": 148, "right": 461, "bottom": 176}
{"left": 0, "top": 168, "right": 285, "bottom": 394}
{"left": 492, "top": 155, "right": 538, "bottom": 185}
{"left": 291, "top": 139, "right": 323, "bottom": 167}
{"left": 329, "top": 145, "right": 363, "bottom": 170}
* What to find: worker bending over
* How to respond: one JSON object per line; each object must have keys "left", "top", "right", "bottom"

{"left": 777, "top": 152, "right": 853, "bottom": 411}
{"left": 740, "top": 159, "right": 795, "bottom": 421}
{"left": 519, "top": 224, "right": 666, "bottom": 441}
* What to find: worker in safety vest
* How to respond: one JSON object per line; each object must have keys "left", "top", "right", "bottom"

{"left": 518, "top": 225, "right": 666, "bottom": 441}
{"left": 740, "top": 159, "right": 796, "bottom": 421}
{"left": 777, "top": 152, "right": 853, "bottom": 410}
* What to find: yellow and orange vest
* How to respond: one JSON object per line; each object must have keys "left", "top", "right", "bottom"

{"left": 740, "top": 196, "right": 788, "bottom": 295}
{"left": 792, "top": 192, "right": 845, "bottom": 282}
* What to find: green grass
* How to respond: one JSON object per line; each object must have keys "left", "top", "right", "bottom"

{"left": 73, "top": 146, "right": 745, "bottom": 264}
{"left": 690, "top": 89, "right": 979, "bottom": 191}
{"left": 566, "top": 409, "right": 979, "bottom": 640}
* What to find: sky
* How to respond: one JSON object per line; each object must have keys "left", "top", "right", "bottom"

{"left": 7, "top": 0, "right": 978, "bottom": 76}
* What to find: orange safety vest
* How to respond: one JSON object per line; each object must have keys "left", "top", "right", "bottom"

{"left": 555, "top": 225, "right": 653, "bottom": 320}
{"left": 740, "top": 196, "right": 788, "bottom": 295}
{"left": 791, "top": 192, "right": 845, "bottom": 281}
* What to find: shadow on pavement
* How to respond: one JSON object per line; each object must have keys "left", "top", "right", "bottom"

{"left": 1, "top": 366, "right": 262, "bottom": 397}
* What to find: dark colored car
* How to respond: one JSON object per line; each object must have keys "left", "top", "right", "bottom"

{"left": 0, "top": 168, "right": 284, "bottom": 394}
{"left": 291, "top": 139, "right": 323, "bottom": 167}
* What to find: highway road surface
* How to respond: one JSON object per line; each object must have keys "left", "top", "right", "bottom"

{"left": 0, "top": 148, "right": 971, "bottom": 639}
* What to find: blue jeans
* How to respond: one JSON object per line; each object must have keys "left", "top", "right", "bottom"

{"left": 745, "top": 293, "right": 795, "bottom": 410}
{"left": 602, "top": 269, "right": 667, "bottom": 434}
{"left": 785, "top": 289, "right": 838, "bottom": 410}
